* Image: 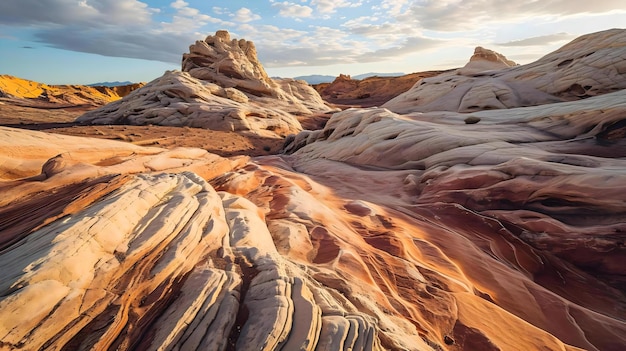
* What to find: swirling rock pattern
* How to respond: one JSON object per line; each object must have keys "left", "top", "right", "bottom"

{"left": 2, "top": 30, "right": 626, "bottom": 351}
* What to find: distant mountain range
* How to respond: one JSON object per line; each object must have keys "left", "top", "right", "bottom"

{"left": 293, "top": 72, "right": 405, "bottom": 84}
{"left": 88, "top": 81, "right": 135, "bottom": 87}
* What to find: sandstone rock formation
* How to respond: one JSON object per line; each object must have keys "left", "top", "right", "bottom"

{"left": 458, "top": 46, "right": 517, "bottom": 74}
{"left": 384, "top": 28, "right": 626, "bottom": 113}
{"left": 282, "top": 90, "right": 626, "bottom": 350}
{"left": 77, "top": 71, "right": 304, "bottom": 137}
{"left": 1, "top": 29, "right": 625, "bottom": 351}
{"left": 314, "top": 71, "right": 449, "bottom": 107}
{"left": 78, "top": 31, "right": 335, "bottom": 136}
{"left": 0, "top": 74, "right": 142, "bottom": 106}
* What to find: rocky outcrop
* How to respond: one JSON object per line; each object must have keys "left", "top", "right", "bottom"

{"left": 0, "top": 74, "right": 143, "bottom": 106}
{"left": 77, "top": 71, "right": 303, "bottom": 137}
{"left": 182, "top": 30, "right": 333, "bottom": 115}
{"left": 384, "top": 28, "right": 626, "bottom": 113}
{"left": 458, "top": 46, "right": 517, "bottom": 74}
{"left": 78, "top": 31, "right": 335, "bottom": 136}
{"left": 182, "top": 30, "right": 276, "bottom": 98}
{"left": 106, "top": 83, "right": 145, "bottom": 98}
{"left": 314, "top": 71, "right": 449, "bottom": 107}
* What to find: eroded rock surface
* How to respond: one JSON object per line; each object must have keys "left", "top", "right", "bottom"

{"left": 384, "top": 28, "right": 626, "bottom": 113}
{"left": 314, "top": 71, "right": 449, "bottom": 107}
{"left": 1, "top": 29, "right": 626, "bottom": 351}
{"left": 78, "top": 31, "right": 335, "bottom": 137}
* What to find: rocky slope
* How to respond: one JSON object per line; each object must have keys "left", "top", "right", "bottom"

{"left": 384, "top": 28, "right": 626, "bottom": 113}
{"left": 77, "top": 31, "right": 336, "bottom": 137}
{"left": 0, "top": 74, "right": 143, "bottom": 106}
{"left": 1, "top": 29, "right": 625, "bottom": 351}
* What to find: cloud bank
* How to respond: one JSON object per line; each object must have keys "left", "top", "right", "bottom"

{"left": 0, "top": 0, "right": 623, "bottom": 69}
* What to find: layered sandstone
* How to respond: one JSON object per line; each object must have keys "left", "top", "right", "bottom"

{"left": 2, "top": 93, "right": 625, "bottom": 350}
{"left": 78, "top": 31, "right": 335, "bottom": 136}
{"left": 384, "top": 28, "right": 626, "bottom": 113}
{"left": 1, "top": 29, "right": 625, "bottom": 351}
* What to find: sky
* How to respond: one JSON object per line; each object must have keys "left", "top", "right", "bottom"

{"left": 0, "top": 0, "right": 625, "bottom": 85}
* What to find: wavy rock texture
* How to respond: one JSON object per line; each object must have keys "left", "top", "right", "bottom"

{"left": 78, "top": 31, "right": 335, "bottom": 137}
{"left": 76, "top": 71, "right": 304, "bottom": 137}
{"left": 384, "top": 28, "right": 626, "bottom": 113}
{"left": 2, "top": 30, "right": 626, "bottom": 351}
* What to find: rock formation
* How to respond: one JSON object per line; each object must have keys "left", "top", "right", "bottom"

{"left": 78, "top": 31, "right": 336, "bottom": 137}
{"left": 458, "top": 46, "right": 517, "bottom": 74}
{"left": 0, "top": 74, "right": 143, "bottom": 106}
{"left": 182, "top": 30, "right": 276, "bottom": 98}
{"left": 384, "top": 28, "right": 626, "bottom": 113}
{"left": 314, "top": 71, "right": 449, "bottom": 107}
{"left": 1, "top": 29, "right": 626, "bottom": 351}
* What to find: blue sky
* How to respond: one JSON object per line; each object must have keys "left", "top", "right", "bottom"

{"left": 1, "top": 0, "right": 625, "bottom": 84}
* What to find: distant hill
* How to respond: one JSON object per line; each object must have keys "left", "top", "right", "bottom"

{"left": 294, "top": 72, "right": 406, "bottom": 85}
{"left": 0, "top": 74, "right": 144, "bottom": 106}
{"left": 312, "top": 71, "right": 449, "bottom": 107}
{"left": 292, "top": 75, "right": 336, "bottom": 84}
{"left": 88, "top": 81, "right": 134, "bottom": 87}
{"left": 352, "top": 72, "right": 405, "bottom": 80}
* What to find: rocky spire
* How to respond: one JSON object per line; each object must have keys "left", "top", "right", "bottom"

{"left": 182, "top": 30, "right": 278, "bottom": 97}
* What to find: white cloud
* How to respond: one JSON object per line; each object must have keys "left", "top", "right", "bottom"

{"left": 272, "top": 1, "right": 314, "bottom": 18}
{"left": 1, "top": 0, "right": 623, "bottom": 76}
{"left": 373, "top": 0, "right": 409, "bottom": 16}
{"left": 496, "top": 32, "right": 575, "bottom": 46}
{"left": 0, "top": 0, "right": 156, "bottom": 26}
{"left": 234, "top": 22, "right": 440, "bottom": 68}
{"left": 170, "top": 0, "right": 187, "bottom": 10}
{"left": 398, "top": 0, "right": 626, "bottom": 32}
{"left": 311, "top": 0, "right": 363, "bottom": 14}
{"left": 162, "top": 1, "right": 231, "bottom": 33}
{"left": 357, "top": 36, "right": 445, "bottom": 62}
{"left": 232, "top": 7, "right": 261, "bottom": 23}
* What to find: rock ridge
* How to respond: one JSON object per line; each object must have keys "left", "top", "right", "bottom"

{"left": 384, "top": 28, "right": 626, "bottom": 113}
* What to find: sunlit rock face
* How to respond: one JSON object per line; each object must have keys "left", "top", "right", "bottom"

{"left": 384, "top": 28, "right": 626, "bottom": 113}
{"left": 0, "top": 74, "right": 143, "bottom": 106}
{"left": 314, "top": 71, "right": 449, "bottom": 107}
{"left": 2, "top": 30, "right": 626, "bottom": 351}
{"left": 77, "top": 31, "right": 335, "bottom": 137}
